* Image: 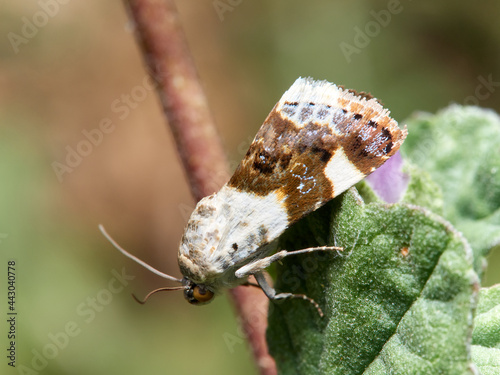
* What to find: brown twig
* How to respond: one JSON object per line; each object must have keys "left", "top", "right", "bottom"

{"left": 122, "top": 1, "right": 276, "bottom": 374}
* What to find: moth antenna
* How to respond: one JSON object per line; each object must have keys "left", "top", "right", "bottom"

{"left": 132, "top": 286, "right": 186, "bottom": 305}
{"left": 99, "top": 224, "right": 183, "bottom": 284}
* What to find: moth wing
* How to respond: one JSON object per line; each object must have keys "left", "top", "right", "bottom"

{"left": 227, "top": 77, "right": 407, "bottom": 228}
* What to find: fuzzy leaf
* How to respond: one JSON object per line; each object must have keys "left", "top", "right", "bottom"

{"left": 471, "top": 284, "right": 500, "bottom": 375}
{"left": 402, "top": 105, "right": 500, "bottom": 272}
{"left": 267, "top": 188, "right": 478, "bottom": 374}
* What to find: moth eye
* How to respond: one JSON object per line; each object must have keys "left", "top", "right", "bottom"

{"left": 192, "top": 285, "right": 214, "bottom": 303}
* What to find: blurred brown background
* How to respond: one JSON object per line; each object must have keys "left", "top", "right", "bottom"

{"left": 1, "top": 1, "right": 499, "bottom": 374}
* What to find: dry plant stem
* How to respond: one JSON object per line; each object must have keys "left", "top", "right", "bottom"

{"left": 122, "top": 1, "right": 277, "bottom": 374}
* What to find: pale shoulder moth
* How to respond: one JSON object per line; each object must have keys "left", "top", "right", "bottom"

{"left": 100, "top": 77, "right": 407, "bottom": 316}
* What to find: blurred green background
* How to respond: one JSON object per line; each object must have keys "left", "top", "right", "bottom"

{"left": 1, "top": 1, "right": 499, "bottom": 374}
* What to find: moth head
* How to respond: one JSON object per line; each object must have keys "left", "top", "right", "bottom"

{"left": 182, "top": 278, "right": 215, "bottom": 305}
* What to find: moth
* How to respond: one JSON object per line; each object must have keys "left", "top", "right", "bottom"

{"left": 100, "top": 77, "right": 407, "bottom": 316}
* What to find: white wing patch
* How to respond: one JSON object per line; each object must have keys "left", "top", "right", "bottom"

{"left": 324, "top": 148, "right": 366, "bottom": 197}
{"left": 277, "top": 78, "right": 344, "bottom": 129}
{"left": 178, "top": 185, "right": 288, "bottom": 283}
{"left": 211, "top": 186, "right": 288, "bottom": 266}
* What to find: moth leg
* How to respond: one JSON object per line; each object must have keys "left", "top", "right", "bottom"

{"left": 254, "top": 272, "right": 324, "bottom": 317}
{"left": 235, "top": 245, "right": 342, "bottom": 279}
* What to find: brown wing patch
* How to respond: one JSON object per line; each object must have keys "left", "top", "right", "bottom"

{"left": 228, "top": 108, "right": 336, "bottom": 224}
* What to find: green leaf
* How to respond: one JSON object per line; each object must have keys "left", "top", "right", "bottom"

{"left": 267, "top": 188, "right": 478, "bottom": 374}
{"left": 402, "top": 105, "right": 500, "bottom": 271}
{"left": 471, "top": 284, "right": 500, "bottom": 374}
